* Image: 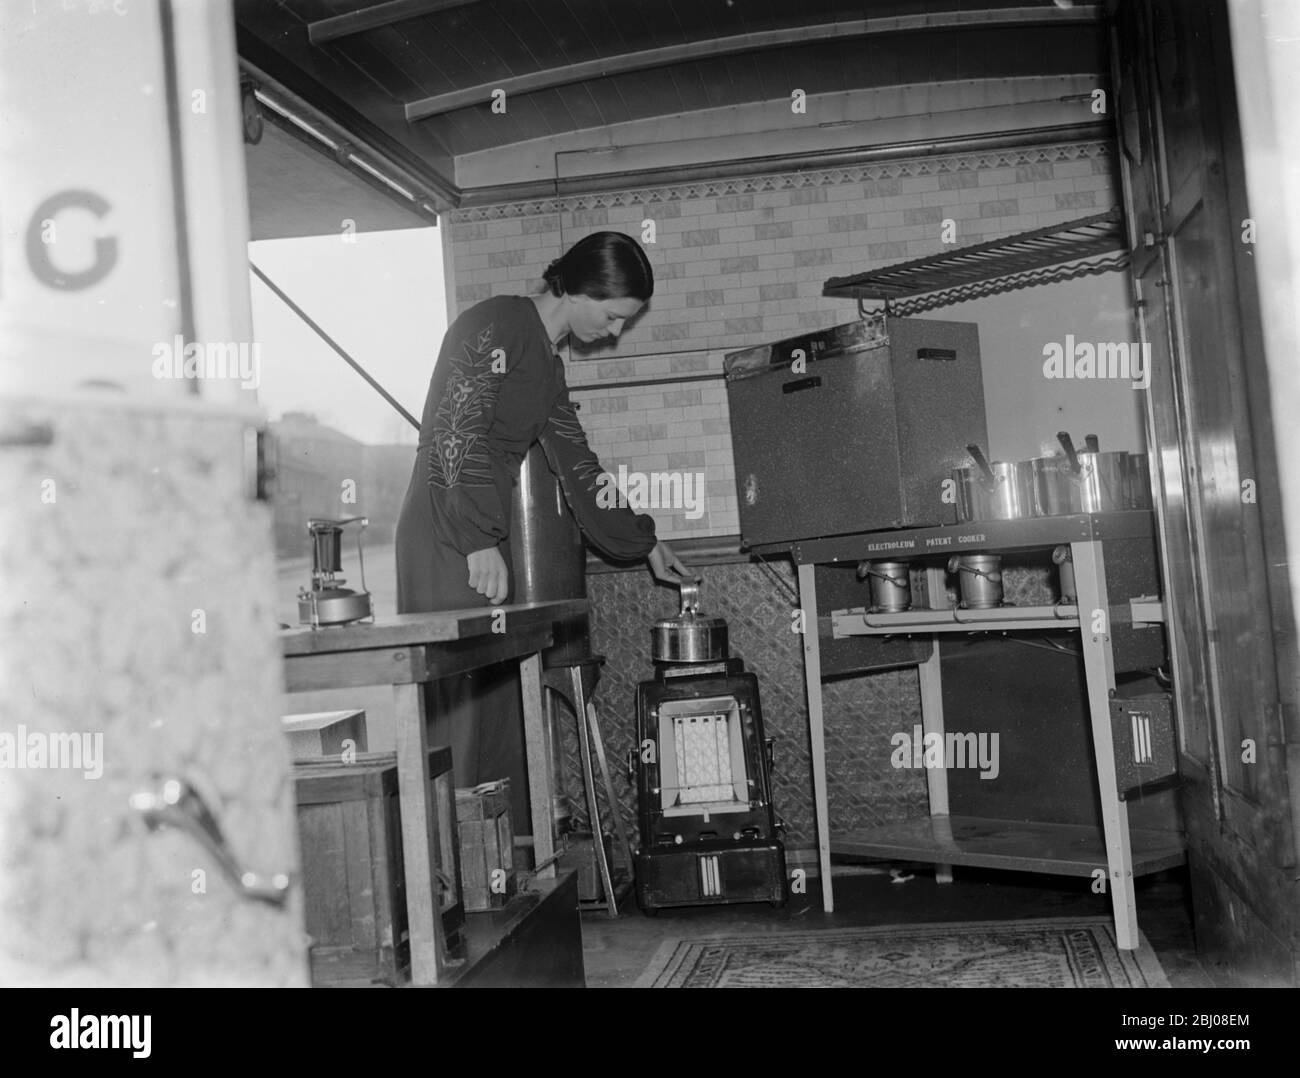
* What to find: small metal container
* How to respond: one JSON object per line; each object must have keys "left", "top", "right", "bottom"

{"left": 857, "top": 560, "right": 911, "bottom": 612}
{"left": 947, "top": 554, "right": 1004, "bottom": 609}
{"left": 651, "top": 581, "right": 728, "bottom": 663}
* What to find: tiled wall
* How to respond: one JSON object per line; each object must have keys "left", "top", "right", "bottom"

{"left": 445, "top": 140, "right": 1118, "bottom": 542}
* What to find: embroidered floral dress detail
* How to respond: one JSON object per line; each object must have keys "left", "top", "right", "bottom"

{"left": 427, "top": 324, "right": 502, "bottom": 490}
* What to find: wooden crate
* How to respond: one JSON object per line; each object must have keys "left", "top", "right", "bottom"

{"left": 281, "top": 709, "right": 368, "bottom": 761}
{"left": 558, "top": 831, "right": 613, "bottom": 903}
{"left": 456, "top": 780, "right": 516, "bottom": 911}
{"left": 295, "top": 748, "right": 462, "bottom": 987}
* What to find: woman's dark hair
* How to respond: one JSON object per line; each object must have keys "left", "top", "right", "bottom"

{"left": 543, "top": 231, "right": 654, "bottom": 301}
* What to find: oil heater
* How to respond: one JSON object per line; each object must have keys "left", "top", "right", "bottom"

{"left": 632, "top": 583, "right": 786, "bottom": 912}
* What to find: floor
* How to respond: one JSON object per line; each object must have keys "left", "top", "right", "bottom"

{"left": 579, "top": 862, "right": 1213, "bottom": 988}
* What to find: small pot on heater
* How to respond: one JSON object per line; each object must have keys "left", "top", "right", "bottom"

{"left": 651, "top": 581, "right": 728, "bottom": 664}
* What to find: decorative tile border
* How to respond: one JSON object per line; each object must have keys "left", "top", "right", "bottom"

{"left": 449, "top": 141, "right": 1112, "bottom": 222}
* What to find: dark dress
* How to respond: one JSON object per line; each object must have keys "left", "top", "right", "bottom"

{"left": 395, "top": 294, "right": 657, "bottom": 791}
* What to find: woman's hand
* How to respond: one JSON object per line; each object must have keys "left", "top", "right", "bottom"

{"left": 467, "top": 546, "right": 510, "bottom": 605}
{"left": 648, "top": 540, "right": 692, "bottom": 587}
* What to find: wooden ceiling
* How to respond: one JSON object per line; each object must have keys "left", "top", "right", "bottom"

{"left": 236, "top": 0, "right": 1106, "bottom": 208}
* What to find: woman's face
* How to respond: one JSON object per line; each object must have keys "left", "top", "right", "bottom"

{"left": 567, "top": 294, "right": 644, "bottom": 344}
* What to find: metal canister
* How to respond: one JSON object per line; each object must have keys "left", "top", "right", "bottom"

{"left": 947, "top": 554, "right": 1003, "bottom": 609}
{"left": 857, "top": 560, "right": 911, "bottom": 612}
{"left": 511, "top": 444, "right": 589, "bottom": 661}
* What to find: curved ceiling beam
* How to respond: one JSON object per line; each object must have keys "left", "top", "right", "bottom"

{"left": 309, "top": 0, "right": 480, "bottom": 45}
{"left": 402, "top": 6, "right": 1100, "bottom": 122}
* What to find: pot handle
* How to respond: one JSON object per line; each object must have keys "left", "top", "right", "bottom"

{"left": 965, "top": 443, "right": 999, "bottom": 490}
{"left": 1057, "top": 431, "right": 1082, "bottom": 475}
{"left": 679, "top": 580, "right": 701, "bottom": 616}
{"left": 947, "top": 556, "right": 1002, "bottom": 583}
{"left": 1084, "top": 433, "right": 1100, "bottom": 453}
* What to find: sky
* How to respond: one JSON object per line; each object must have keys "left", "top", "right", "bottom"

{"left": 247, "top": 226, "right": 447, "bottom": 446}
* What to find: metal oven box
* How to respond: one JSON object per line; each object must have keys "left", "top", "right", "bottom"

{"left": 723, "top": 317, "right": 988, "bottom": 546}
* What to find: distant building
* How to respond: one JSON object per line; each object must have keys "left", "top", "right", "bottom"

{"left": 270, "top": 412, "right": 413, "bottom": 558}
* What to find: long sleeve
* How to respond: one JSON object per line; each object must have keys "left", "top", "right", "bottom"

{"left": 539, "top": 358, "right": 658, "bottom": 562}
{"left": 422, "top": 308, "right": 513, "bottom": 556}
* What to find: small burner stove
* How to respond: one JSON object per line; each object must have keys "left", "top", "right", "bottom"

{"left": 632, "top": 584, "right": 786, "bottom": 913}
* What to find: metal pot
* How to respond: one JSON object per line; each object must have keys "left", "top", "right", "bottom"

{"left": 1032, "top": 432, "right": 1129, "bottom": 515}
{"left": 947, "top": 553, "right": 1004, "bottom": 609}
{"left": 1127, "top": 451, "right": 1153, "bottom": 509}
{"left": 651, "top": 581, "right": 728, "bottom": 663}
{"left": 952, "top": 443, "right": 1037, "bottom": 522}
{"left": 857, "top": 560, "right": 911, "bottom": 612}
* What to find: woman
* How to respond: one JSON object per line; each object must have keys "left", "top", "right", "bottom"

{"left": 396, "top": 230, "right": 691, "bottom": 789}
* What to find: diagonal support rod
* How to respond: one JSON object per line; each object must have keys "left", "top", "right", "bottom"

{"left": 249, "top": 260, "right": 421, "bottom": 431}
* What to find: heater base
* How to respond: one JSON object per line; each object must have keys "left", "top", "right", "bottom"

{"left": 635, "top": 842, "right": 787, "bottom": 912}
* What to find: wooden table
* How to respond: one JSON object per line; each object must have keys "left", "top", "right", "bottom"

{"left": 280, "top": 599, "right": 587, "bottom": 985}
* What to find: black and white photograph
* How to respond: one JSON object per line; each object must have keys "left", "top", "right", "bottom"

{"left": 2, "top": 0, "right": 1298, "bottom": 1020}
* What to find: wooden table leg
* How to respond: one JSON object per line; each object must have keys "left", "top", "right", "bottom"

{"left": 917, "top": 638, "right": 954, "bottom": 884}
{"left": 393, "top": 681, "right": 446, "bottom": 985}
{"left": 1072, "top": 538, "right": 1139, "bottom": 950}
{"left": 797, "top": 563, "right": 833, "bottom": 912}
{"left": 520, "top": 652, "right": 556, "bottom": 880}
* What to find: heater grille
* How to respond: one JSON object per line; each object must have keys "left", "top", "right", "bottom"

{"left": 1130, "top": 712, "right": 1154, "bottom": 765}
{"left": 1109, "top": 694, "right": 1177, "bottom": 792}
{"left": 699, "top": 854, "right": 722, "bottom": 897}
{"left": 674, "top": 714, "right": 735, "bottom": 804}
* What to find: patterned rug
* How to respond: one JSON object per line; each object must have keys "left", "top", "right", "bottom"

{"left": 634, "top": 917, "right": 1171, "bottom": 988}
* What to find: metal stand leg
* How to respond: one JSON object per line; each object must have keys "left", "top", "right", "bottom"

{"left": 1072, "top": 538, "right": 1139, "bottom": 950}
{"left": 797, "top": 563, "right": 833, "bottom": 912}
{"left": 918, "top": 637, "right": 953, "bottom": 884}
{"left": 587, "top": 701, "right": 634, "bottom": 875}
